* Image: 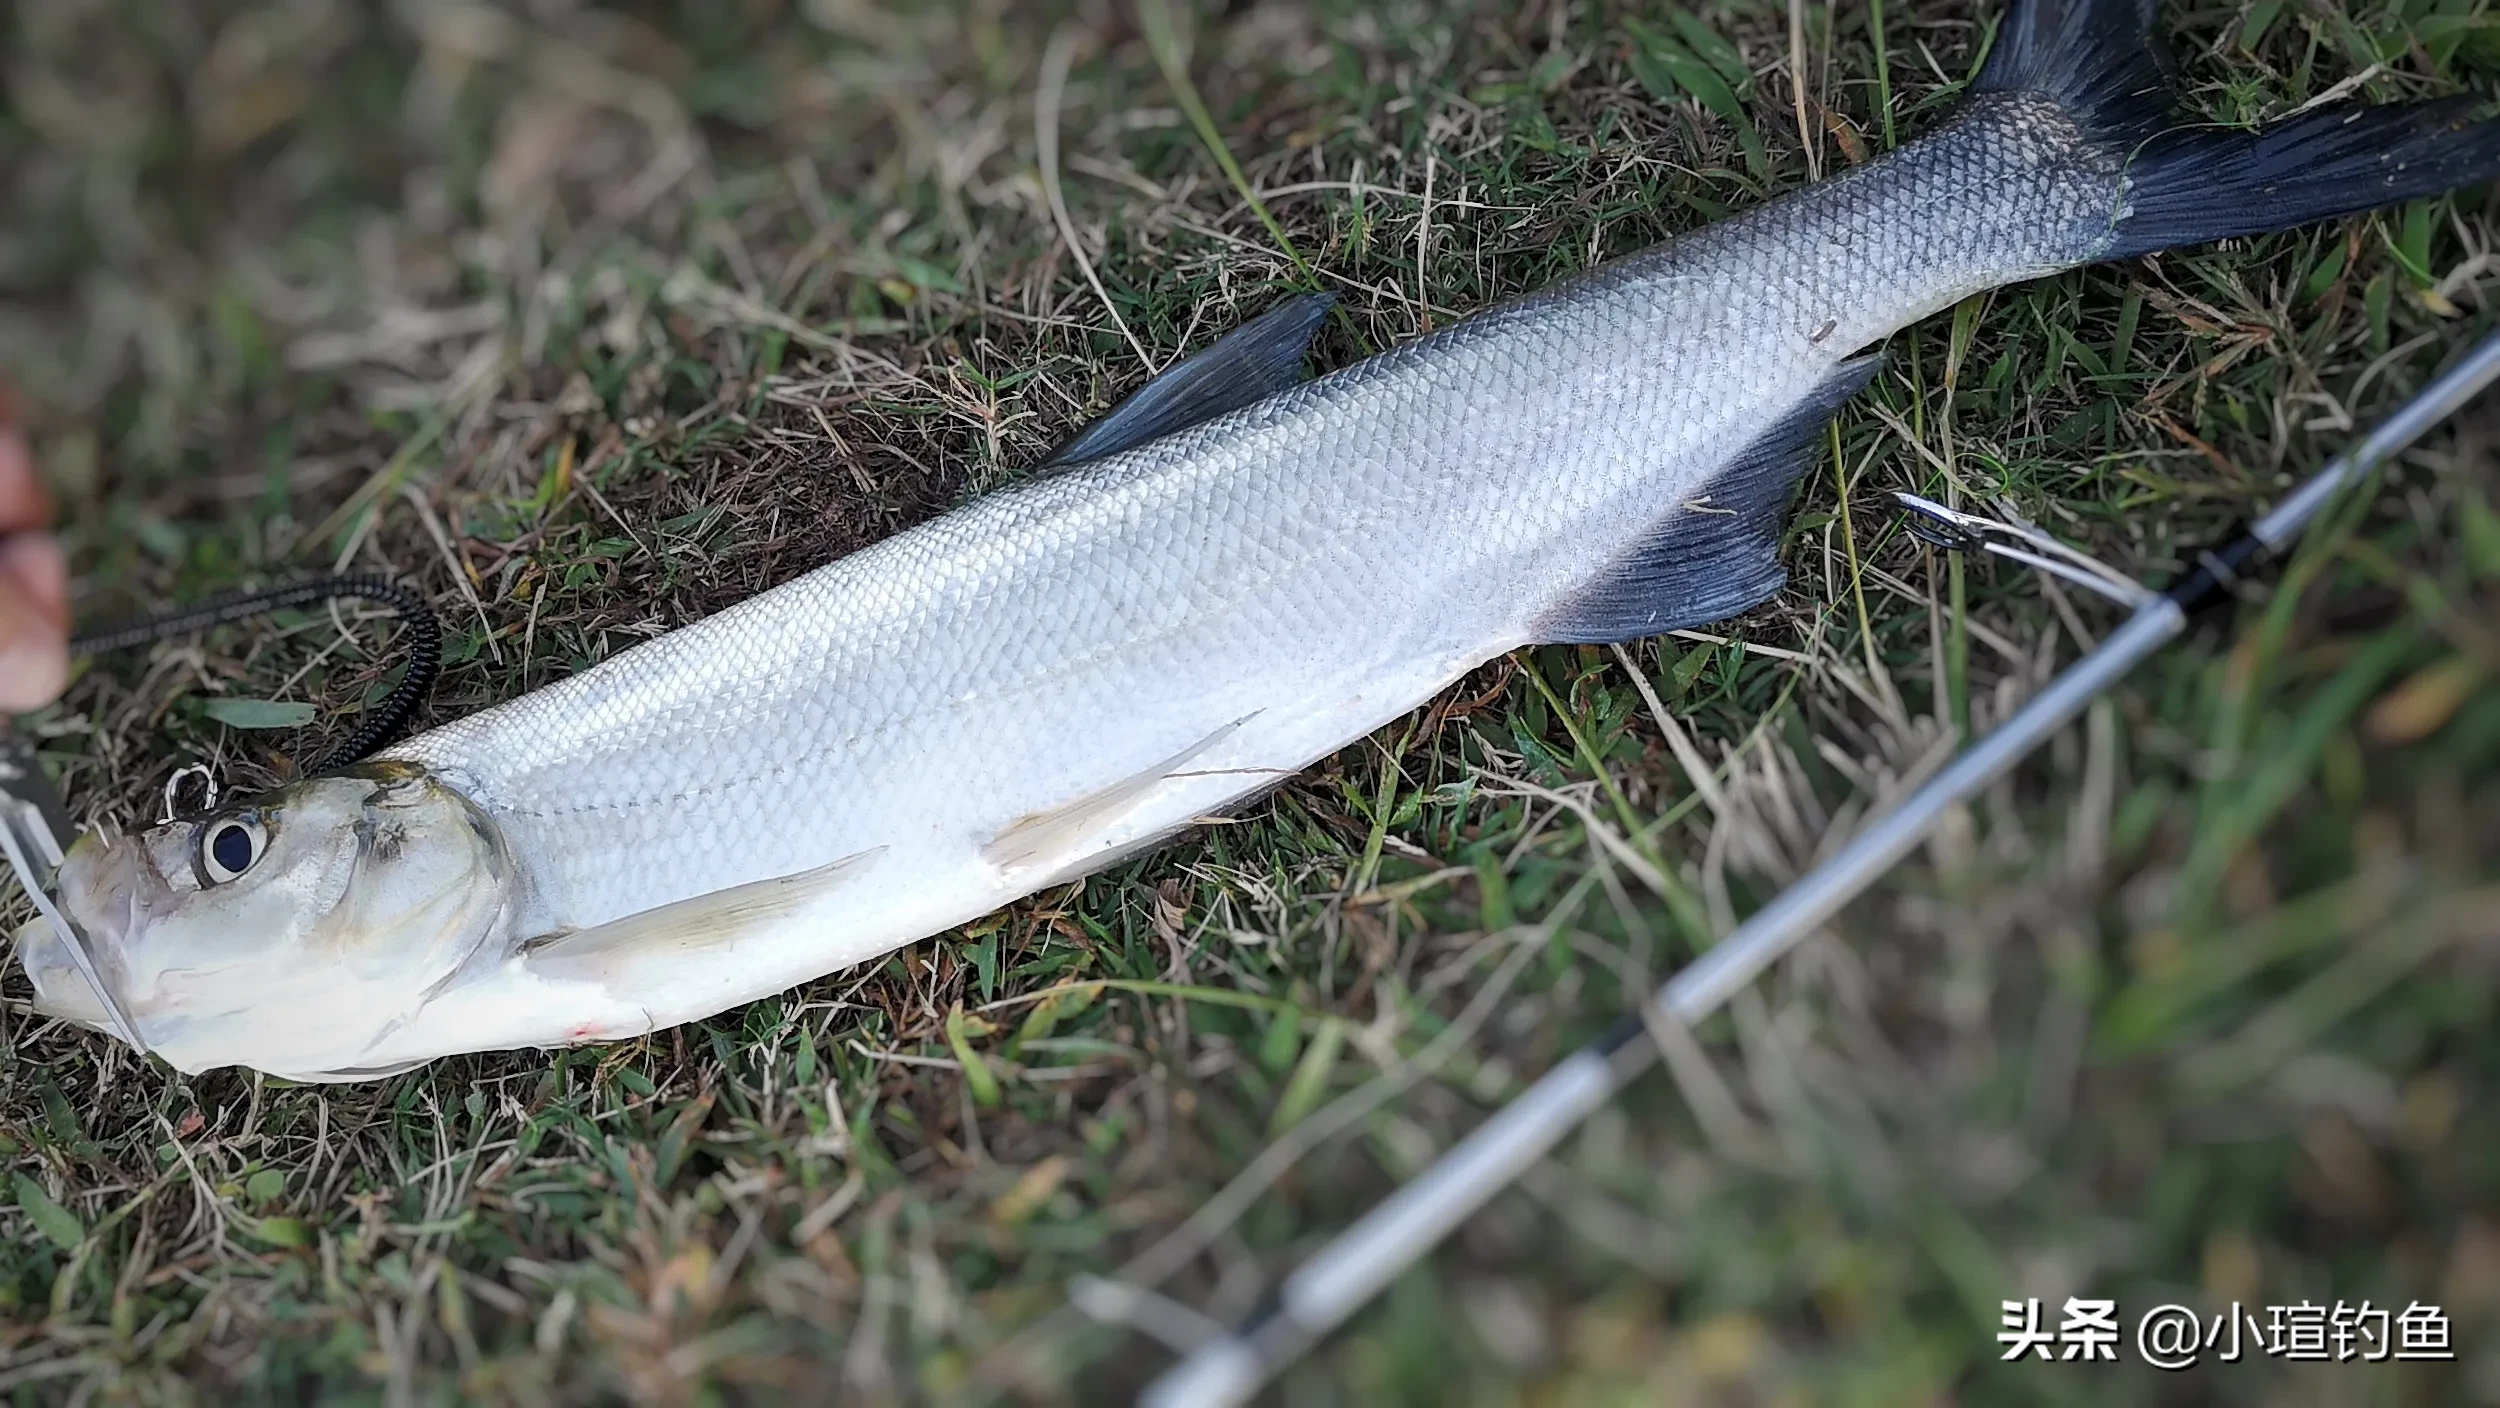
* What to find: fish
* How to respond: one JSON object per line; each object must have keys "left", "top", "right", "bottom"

{"left": 18, "top": 0, "right": 2500, "bottom": 1079}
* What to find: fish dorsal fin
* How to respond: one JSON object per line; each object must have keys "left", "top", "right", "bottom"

{"left": 982, "top": 714, "right": 1254, "bottom": 874}
{"left": 1042, "top": 294, "right": 1336, "bottom": 467}
{"left": 1536, "top": 354, "right": 1884, "bottom": 645}
{"left": 518, "top": 847, "right": 884, "bottom": 986}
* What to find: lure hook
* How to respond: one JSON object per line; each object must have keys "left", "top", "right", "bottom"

{"left": 1891, "top": 491, "right": 2153, "bottom": 608}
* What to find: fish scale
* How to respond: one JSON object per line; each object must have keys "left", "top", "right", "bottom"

{"left": 26, "top": 0, "right": 2500, "bottom": 1076}
{"left": 395, "top": 96, "right": 2112, "bottom": 930}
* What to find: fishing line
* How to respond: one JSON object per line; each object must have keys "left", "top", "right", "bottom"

{"left": 1137, "top": 327, "right": 2500, "bottom": 1408}
{"left": 67, "top": 574, "right": 442, "bottom": 775}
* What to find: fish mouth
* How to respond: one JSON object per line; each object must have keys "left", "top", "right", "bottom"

{"left": 14, "top": 832, "right": 163, "bottom": 1040}
{"left": 13, "top": 914, "right": 115, "bottom": 1031}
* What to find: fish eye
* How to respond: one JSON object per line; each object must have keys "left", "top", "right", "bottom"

{"left": 196, "top": 815, "right": 269, "bottom": 887}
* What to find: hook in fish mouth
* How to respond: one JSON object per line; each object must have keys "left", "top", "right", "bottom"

{"left": 0, "top": 731, "right": 149, "bottom": 1053}
{"left": 4, "top": 845, "right": 150, "bottom": 1054}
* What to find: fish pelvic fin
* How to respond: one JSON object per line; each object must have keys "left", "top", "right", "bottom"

{"left": 1535, "top": 355, "right": 1884, "bottom": 646}
{"left": 982, "top": 715, "right": 1254, "bottom": 875}
{"left": 1976, "top": 0, "right": 2500, "bottom": 261}
{"left": 1042, "top": 295, "right": 1335, "bottom": 467}
{"left": 517, "top": 847, "right": 884, "bottom": 986}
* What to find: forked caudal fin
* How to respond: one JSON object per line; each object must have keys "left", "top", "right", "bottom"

{"left": 1979, "top": 0, "right": 2500, "bottom": 259}
{"left": 1538, "top": 2, "right": 2500, "bottom": 649}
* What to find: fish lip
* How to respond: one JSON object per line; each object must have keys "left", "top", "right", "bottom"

{"left": 12, "top": 829, "right": 163, "bottom": 1042}
{"left": 51, "top": 832, "right": 163, "bottom": 1000}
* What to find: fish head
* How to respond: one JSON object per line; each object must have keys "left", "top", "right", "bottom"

{"left": 13, "top": 761, "right": 513, "bottom": 1075}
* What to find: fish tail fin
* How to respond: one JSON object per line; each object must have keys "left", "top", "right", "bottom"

{"left": 1975, "top": 0, "right": 2500, "bottom": 259}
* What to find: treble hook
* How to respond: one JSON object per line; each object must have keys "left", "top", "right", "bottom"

{"left": 1891, "top": 491, "right": 2153, "bottom": 608}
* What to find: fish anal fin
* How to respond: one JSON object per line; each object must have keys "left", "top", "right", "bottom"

{"left": 519, "top": 847, "right": 884, "bottom": 985}
{"left": 1043, "top": 295, "right": 1335, "bottom": 467}
{"left": 1536, "top": 354, "right": 1883, "bottom": 645}
{"left": 983, "top": 716, "right": 1252, "bottom": 873}
{"left": 283, "top": 1057, "right": 434, "bottom": 1083}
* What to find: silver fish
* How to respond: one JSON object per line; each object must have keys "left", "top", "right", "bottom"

{"left": 20, "top": 0, "right": 2500, "bottom": 1078}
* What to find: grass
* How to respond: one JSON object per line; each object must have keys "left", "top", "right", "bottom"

{"left": 4, "top": 0, "right": 2499, "bottom": 1403}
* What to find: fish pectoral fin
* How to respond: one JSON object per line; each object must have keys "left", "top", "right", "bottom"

{"left": 982, "top": 716, "right": 1254, "bottom": 873}
{"left": 1536, "top": 353, "right": 1885, "bottom": 645}
{"left": 1041, "top": 294, "right": 1335, "bottom": 467}
{"left": 518, "top": 847, "right": 884, "bottom": 985}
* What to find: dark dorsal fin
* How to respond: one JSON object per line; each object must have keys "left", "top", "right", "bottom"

{"left": 1535, "top": 354, "right": 1883, "bottom": 645}
{"left": 1973, "top": 0, "right": 2172, "bottom": 145}
{"left": 1042, "top": 293, "right": 1336, "bottom": 467}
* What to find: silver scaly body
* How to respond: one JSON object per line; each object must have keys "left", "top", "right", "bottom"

{"left": 29, "top": 0, "right": 2500, "bottom": 1078}
{"left": 360, "top": 97, "right": 2118, "bottom": 1066}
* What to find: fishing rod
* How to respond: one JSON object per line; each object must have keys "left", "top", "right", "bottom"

{"left": 1139, "top": 327, "right": 2500, "bottom": 1407}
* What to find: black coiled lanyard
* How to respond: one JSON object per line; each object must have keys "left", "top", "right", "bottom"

{"left": 68, "top": 574, "right": 442, "bottom": 775}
